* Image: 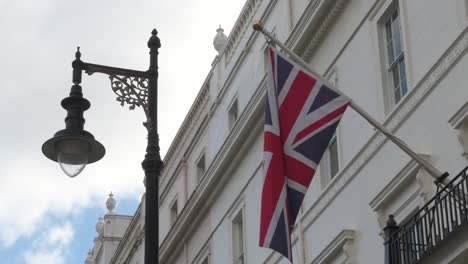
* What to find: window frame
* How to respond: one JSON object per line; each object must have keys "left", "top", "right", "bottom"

{"left": 195, "top": 244, "right": 212, "bottom": 264}
{"left": 196, "top": 151, "right": 206, "bottom": 184}
{"left": 320, "top": 67, "right": 342, "bottom": 188}
{"left": 227, "top": 198, "right": 246, "bottom": 264}
{"left": 228, "top": 97, "right": 239, "bottom": 130}
{"left": 169, "top": 195, "right": 178, "bottom": 225}
{"left": 377, "top": 0, "right": 410, "bottom": 112}
{"left": 320, "top": 135, "right": 341, "bottom": 188}
{"left": 231, "top": 208, "right": 245, "bottom": 264}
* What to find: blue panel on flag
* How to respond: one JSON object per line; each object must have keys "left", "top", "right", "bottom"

{"left": 277, "top": 55, "right": 293, "bottom": 95}
{"left": 308, "top": 85, "right": 340, "bottom": 114}
{"left": 287, "top": 186, "right": 304, "bottom": 225}
{"left": 270, "top": 211, "right": 289, "bottom": 258}
{"left": 265, "top": 95, "right": 272, "bottom": 125}
{"left": 294, "top": 121, "right": 339, "bottom": 164}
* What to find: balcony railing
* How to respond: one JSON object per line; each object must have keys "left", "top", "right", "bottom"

{"left": 385, "top": 166, "right": 468, "bottom": 264}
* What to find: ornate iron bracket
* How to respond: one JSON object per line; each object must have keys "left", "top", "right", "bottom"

{"left": 73, "top": 49, "right": 152, "bottom": 117}
{"left": 108, "top": 75, "right": 148, "bottom": 112}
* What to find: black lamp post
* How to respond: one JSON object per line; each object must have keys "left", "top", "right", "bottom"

{"left": 42, "top": 30, "right": 162, "bottom": 264}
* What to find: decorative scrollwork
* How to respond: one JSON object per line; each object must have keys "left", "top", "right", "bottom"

{"left": 109, "top": 75, "right": 149, "bottom": 114}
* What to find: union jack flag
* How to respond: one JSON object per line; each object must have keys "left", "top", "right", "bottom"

{"left": 259, "top": 46, "right": 350, "bottom": 262}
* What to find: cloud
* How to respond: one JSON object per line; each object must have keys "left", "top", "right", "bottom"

{"left": 0, "top": 151, "right": 143, "bottom": 247}
{"left": 23, "top": 223, "right": 74, "bottom": 264}
{"left": 24, "top": 250, "right": 64, "bottom": 264}
{"left": 0, "top": 0, "right": 245, "bottom": 257}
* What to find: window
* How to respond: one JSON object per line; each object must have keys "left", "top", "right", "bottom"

{"left": 383, "top": 6, "right": 408, "bottom": 107}
{"left": 170, "top": 198, "right": 178, "bottom": 225}
{"left": 232, "top": 210, "right": 245, "bottom": 264}
{"left": 196, "top": 153, "right": 206, "bottom": 183}
{"left": 196, "top": 245, "right": 211, "bottom": 264}
{"left": 328, "top": 137, "right": 339, "bottom": 178}
{"left": 228, "top": 98, "right": 239, "bottom": 130}
{"left": 200, "top": 257, "right": 209, "bottom": 264}
{"left": 321, "top": 136, "right": 340, "bottom": 187}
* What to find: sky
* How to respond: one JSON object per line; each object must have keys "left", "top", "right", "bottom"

{"left": 0, "top": 0, "right": 245, "bottom": 263}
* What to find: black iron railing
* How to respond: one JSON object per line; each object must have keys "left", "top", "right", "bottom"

{"left": 385, "top": 166, "right": 468, "bottom": 264}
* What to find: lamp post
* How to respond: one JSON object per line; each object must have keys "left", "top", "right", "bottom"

{"left": 42, "top": 30, "right": 162, "bottom": 264}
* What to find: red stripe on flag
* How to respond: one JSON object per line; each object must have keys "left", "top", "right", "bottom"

{"left": 293, "top": 103, "right": 349, "bottom": 144}
{"left": 285, "top": 155, "right": 315, "bottom": 187}
{"left": 279, "top": 71, "right": 317, "bottom": 143}
{"left": 260, "top": 131, "right": 286, "bottom": 245}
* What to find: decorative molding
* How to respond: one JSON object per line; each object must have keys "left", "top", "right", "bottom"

{"left": 287, "top": 0, "right": 349, "bottom": 61}
{"left": 449, "top": 101, "right": 468, "bottom": 128}
{"left": 302, "top": 0, "right": 349, "bottom": 62}
{"left": 369, "top": 154, "right": 430, "bottom": 211}
{"left": 159, "top": 156, "right": 190, "bottom": 207}
{"left": 159, "top": 76, "right": 266, "bottom": 263}
{"left": 286, "top": 0, "right": 320, "bottom": 47}
{"left": 300, "top": 27, "right": 468, "bottom": 234}
{"left": 162, "top": 79, "right": 211, "bottom": 180}
{"left": 109, "top": 203, "right": 143, "bottom": 264}
{"left": 208, "top": 0, "right": 277, "bottom": 118}
{"left": 369, "top": 155, "right": 433, "bottom": 232}
{"left": 160, "top": 82, "right": 210, "bottom": 195}
{"left": 449, "top": 102, "right": 468, "bottom": 159}
{"left": 223, "top": 0, "right": 262, "bottom": 65}
{"left": 310, "top": 229, "right": 356, "bottom": 264}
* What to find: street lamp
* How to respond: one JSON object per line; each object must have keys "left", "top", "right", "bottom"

{"left": 42, "top": 30, "right": 162, "bottom": 264}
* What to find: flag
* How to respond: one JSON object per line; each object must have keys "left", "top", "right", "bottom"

{"left": 259, "top": 46, "right": 350, "bottom": 262}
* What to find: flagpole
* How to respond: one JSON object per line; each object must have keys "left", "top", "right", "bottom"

{"left": 252, "top": 21, "right": 449, "bottom": 184}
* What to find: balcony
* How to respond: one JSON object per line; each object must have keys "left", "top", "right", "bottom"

{"left": 384, "top": 166, "right": 468, "bottom": 264}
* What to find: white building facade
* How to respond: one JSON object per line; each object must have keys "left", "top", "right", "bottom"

{"left": 86, "top": 0, "right": 468, "bottom": 263}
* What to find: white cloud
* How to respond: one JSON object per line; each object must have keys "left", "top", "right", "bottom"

{"left": 23, "top": 223, "right": 74, "bottom": 264}
{"left": 0, "top": 0, "right": 245, "bottom": 254}
{"left": 0, "top": 151, "right": 143, "bottom": 247}
{"left": 45, "top": 223, "right": 74, "bottom": 246}
{"left": 24, "top": 250, "right": 64, "bottom": 264}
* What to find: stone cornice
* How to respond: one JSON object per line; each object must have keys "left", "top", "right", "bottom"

{"left": 302, "top": 0, "right": 348, "bottom": 62}
{"left": 222, "top": 0, "right": 262, "bottom": 65}
{"left": 300, "top": 27, "right": 468, "bottom": 234}
{"left": 310, "top": 230, "right": 356, "bottom": 264}
{"left": 101, "top": 236, "right": 124, "bottom": 242}
{"left": 449, "top": 101, "right": 468, "bottom": 128}
{"left": 209, "top": 0, "right": 277, "bottom": 117}
{"left": 369, "top": 154, "right": 429, "bottom": 211}
{"left": 160, "top": 78, "right": 210, "bottom": 192}
{"left": 109, "top": 203, "right": 142, "bottom": 264}
{"left": 159, "top": 114, "right": 210, "bottom": 206}
{"left": 159, "top": 76, "right": 267, "bottom": 263}
{"left": 287, "top": 0, "right": 348, "bottom": 59}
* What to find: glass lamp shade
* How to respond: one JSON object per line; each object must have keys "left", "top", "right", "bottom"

{"left": 58, "top": 152, "right": 88, "bottom": 177}
{"left": 56, "top": 139, "right": 89, "bottom": 178}
{"left": 42, "top": 128, "right": 105, "bottom": 178}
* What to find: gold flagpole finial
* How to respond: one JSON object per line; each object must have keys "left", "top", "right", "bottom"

{"left": 252, "top": 20, "right": 264, "bottom": 31}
